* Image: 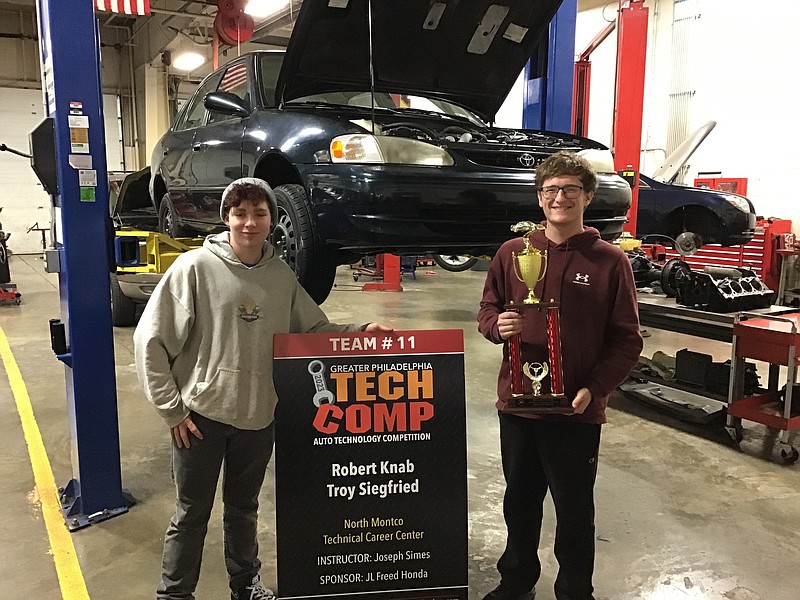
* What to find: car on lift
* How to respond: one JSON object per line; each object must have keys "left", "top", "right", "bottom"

{"left": 149, "top": 0, "right": 632, "bottom": 303}
{"left": 635, "top": 121, "right": 757, "bottom": 249}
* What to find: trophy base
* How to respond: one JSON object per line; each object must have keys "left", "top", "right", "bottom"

{"left": 502, "top": 394, "right": 574, "bottom": 415}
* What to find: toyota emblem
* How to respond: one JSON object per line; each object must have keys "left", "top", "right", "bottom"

{"left": 518, "top": 153, "right": 535, "bottom": 167}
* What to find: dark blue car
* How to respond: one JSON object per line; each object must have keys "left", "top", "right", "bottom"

{"left": 635, "top": 121, "right": 757, "bottom": 247}
{"left": 637, "top": 174, "right": 756, "bottom": 247}
{"left": 149, "top": 0, "right": 632, "bottom": 303}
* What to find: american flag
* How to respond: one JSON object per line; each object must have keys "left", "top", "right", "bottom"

{"left": 95, "top": 1, "right": 151, "bottom": 16}
{"left": 220, "top": 63, "right": 248, "bottom": 93}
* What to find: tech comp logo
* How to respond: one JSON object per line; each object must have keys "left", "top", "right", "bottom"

{"left": 306, "top": 359, "right": 435, "bottom": 436}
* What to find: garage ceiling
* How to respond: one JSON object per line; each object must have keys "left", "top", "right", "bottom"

{"left": 2, "top": 0, "right": 616, "bottom": 72}
{"left": 1, "top": 0, "right": 296, "bottom": 70}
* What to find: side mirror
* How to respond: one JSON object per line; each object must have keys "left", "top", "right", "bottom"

{"left": 204, "top": 91, "right": 250, "bottom": 118}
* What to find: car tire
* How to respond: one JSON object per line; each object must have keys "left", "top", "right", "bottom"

{"left": 433, "top": 254, "right": 478, "bottom": 272}
{"left": 158, "top": 192, "right": 191, "bottom": 238}
{"left": 661, "top": 207, "right": 724, "bottom": 248}
{"left": 110, "top": 273, "right": 137, "bottom": 327}
{"left": 272, "top": 184, "right": 336, "bottom": 304}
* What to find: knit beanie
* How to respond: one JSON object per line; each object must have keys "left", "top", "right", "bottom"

{"left": 220, "top": 178, "right": 278, "bottom": 223}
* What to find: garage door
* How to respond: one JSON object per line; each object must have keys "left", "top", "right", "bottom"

{"left": 0, "top": 87, "right": 123, "bottom": 254}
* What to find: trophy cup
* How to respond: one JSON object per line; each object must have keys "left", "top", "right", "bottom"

{"left": 502, "top": 222, "right": 573, "bottom": 414}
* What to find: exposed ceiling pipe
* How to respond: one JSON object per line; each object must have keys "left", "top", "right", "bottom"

{"left": 149, "top": 7, "right": 215, "bottom": 22}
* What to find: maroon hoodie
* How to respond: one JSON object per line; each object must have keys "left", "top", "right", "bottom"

{"left": 478, "top": 227, "right": 643, "bottom": 424}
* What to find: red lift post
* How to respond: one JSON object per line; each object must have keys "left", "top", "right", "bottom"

{"left": 572, "top": 2, "right": 649, "bottom": 235}
{"left": 612, "top": 0, "right": 649, "bottom": 236}
{"left": 572, "top": 20, "right": 616, "bottom": 138}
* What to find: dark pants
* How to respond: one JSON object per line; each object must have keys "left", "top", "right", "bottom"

{"left": 157, "top": 413, "right": 275, "bottom": 600}
{"left": 496, "top": 413, "right": 601, "bottom": 600}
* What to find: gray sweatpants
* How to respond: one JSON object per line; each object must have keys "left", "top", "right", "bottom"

{"left": 156, "top": 413, "right": 275, "bottom": 600}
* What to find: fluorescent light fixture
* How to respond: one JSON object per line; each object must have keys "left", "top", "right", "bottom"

{"left": 245, "top": 0, "right": 291, "bottom": 20}
{"left": 172, "top": 51, "right": 206, "bottom": 72}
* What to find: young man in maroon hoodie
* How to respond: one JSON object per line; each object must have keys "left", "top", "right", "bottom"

{"left": 478, "top": 150, "right": 643, "bottom": 600}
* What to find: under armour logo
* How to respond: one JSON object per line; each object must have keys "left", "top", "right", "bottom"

{"left": 573, "top": 273, "right": 590, "bottom": 285}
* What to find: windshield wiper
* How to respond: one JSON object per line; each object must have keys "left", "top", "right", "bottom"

{"left": 380, "top": 106, "right": 482, "bottom": 127}
{"left": 283, "top": 100, "right": 355, "bottom": 109}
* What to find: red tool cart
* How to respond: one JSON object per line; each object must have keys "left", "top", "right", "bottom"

{"left": 727, "top": 313, "right": 800, "bottom": 464}
{"left": 693, "top": 176, "right": 748, "bottom": 196}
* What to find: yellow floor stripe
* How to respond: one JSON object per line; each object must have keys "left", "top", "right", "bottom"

{"left": 0, "top": 326, "right": 90, "bottom": 600}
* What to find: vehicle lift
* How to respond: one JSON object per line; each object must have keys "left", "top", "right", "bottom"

{"left": 567, "top": 1, "right": 799, "bottom": 463}
{"left": 570, "top": 0, "right": 649, "bottom": 235}
{"left": 30, "top": 0, "right": 132, "bottom": 529}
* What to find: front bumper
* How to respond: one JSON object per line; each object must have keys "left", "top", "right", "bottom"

{"left": 116, "top": 272, "right": 162, "bottom": 302}
{"left": 719, "top": 210, "right": 757, "bottom": 246}
{"left": 302, "top": 164, "right": 631, "bottom": 255}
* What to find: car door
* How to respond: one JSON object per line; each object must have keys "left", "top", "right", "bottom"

{"left": 159, "top": 72, "right": 222, "bottom": 223}
{"left": 158, "top": 100, "right": 200, "bottom": 201}
{"left": 188, "top": 60, "right": 253, "bottom": 226}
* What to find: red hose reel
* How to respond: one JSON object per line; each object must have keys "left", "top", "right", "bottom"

{"left": 214, "top": 0, "right": 254, "bottom": 45}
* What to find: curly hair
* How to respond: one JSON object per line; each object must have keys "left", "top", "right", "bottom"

{"left": 222, "top": 182, "right": 276, "bottom": 221}
{"left": 535, "top": 151, "right": 598, "bottom": 194}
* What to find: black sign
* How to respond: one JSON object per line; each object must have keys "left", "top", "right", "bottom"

{"left": 273, "top": 330, "right": 468, "bottom": 600}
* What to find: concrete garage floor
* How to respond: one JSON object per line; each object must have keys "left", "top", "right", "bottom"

{"left": 1, "top": 253, "right": 799, "bottom": 600}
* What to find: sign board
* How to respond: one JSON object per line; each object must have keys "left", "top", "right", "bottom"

{"left": 273, "top": 329, "right": 468, "bottom": 600}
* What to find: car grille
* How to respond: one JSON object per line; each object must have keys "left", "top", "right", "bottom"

{"left": 460, "top": 149, "right": 551, "bottom": 170}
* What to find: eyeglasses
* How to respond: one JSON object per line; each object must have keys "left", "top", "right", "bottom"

{"left": 538, "top": 185, "right": 584, "bottom": 200}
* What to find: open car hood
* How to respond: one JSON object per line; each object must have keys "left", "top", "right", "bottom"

{"left": 113, "top": 167, "right": 151, "bottom": 215}
{"left": 277, "top": 0, "right": 564, "bottom": 122}
{"left": 651, "top": 120, "right": 717, "bottom": 184}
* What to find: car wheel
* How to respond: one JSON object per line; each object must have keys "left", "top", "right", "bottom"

{"left": 271, "top": 184, "right": 336, "bottom": 304}
{"left": 661, "top": 207, "right": 723, "bottom": 247}
{"left": 158, "top": 192, "right": 191, "bottom": 238}
{"left": 110, "top": 273, "right": 137, "bottom": 327}
{"left": 433, "top": 254, "right": 478, "bottom": 272}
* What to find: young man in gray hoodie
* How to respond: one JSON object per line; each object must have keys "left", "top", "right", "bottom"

{"left": 134, "top": 178, "right": 390, "bottom": 600}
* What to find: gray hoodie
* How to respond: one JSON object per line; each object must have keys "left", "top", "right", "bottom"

{"left": 134, "top": 232, "right": 360, "bottom": 430}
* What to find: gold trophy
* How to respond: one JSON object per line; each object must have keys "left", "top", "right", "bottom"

{"left": 503, "top": 222, "right": 572, "bottom": 414}
{"left": 512, "top": 227, "right": 547, "bottom": 304}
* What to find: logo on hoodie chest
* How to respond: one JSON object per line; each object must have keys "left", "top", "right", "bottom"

{"left": 239, "top": 295, "right": 261, "bottom": 322}
{"left": 572, "top": 272, "right": 590, "bottom": 286}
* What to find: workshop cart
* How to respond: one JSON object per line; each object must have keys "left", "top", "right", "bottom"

{"left": 727, "top": 312, "right": 800, "bottom": 464}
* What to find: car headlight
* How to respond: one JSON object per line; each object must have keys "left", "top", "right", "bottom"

{"left": 330, "top": 134, "right": 454, "bottom": 166}
{"left": 577, "top": 148, "right": 616, "bottom": 174}
{"left": 725, "top": 196, "right": 750, "bottom": 212}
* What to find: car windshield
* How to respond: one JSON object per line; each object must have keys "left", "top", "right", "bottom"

{"left": 257, "top": 51, "right": 485, "bottom": 126}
